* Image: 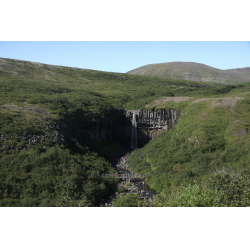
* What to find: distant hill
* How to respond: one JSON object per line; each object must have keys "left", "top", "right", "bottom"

{"left": 1, "top": 57, "right": 250, "bottom": 207}
{"left": 127, "top": 62, "right": 250, "bottom": 84}
{"left": 0, "top": 57, "right": 221, "bottom": 110}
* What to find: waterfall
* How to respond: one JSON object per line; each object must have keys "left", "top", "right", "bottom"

{"left": 131, "top": 113, "right": 137, "bottom": 150}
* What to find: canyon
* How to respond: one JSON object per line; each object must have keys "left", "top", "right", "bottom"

{"left": 0, "top": 107, "right": 182, "bottom": 152}
{"left": 87, "top": 108, "right": 182, "bottom": 147}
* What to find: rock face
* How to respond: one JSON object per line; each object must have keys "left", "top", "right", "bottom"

{"left": 0, "top": 107, "right": 181, "bottom": 152}
{"left": 87, "top": 108, "right": 182, "bottom": 145}
{"left": 0, "top": 121, "right": 65, "bottom": 152}
{"left": 86, "top": 109, "right": 128, "bottom": 142}
{"left": 126, "top": 109, "right": 182, "bottom": 140}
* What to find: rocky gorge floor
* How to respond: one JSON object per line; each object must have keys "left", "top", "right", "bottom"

{"left": 99, "top": 151, "right": 155, "bottom": 207}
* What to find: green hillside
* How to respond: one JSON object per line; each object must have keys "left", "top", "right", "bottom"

{"left": 1, "top": 57, "right": 250, "bottom": 206}
{"left": 127, "top": 61, "right": 250, "bottom": 85}
{"left": 127, "top": 85, "right": 250, "bottom": 206}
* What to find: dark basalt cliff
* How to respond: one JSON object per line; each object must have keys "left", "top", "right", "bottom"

{"left": 87, "top": 108, "right": 182, "bottom": 146}
{"left": 126, "top": 108, "right": 182, "bottom": 140}
{"left": 0, "top": 108, "right": 182, "bottom": 152}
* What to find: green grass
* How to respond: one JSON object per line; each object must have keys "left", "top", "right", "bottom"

{"left": 1, "top": 57, "right": 250, "bottom": 206}
{"left": 150, "top": 168, "right": 250, "bottom": 207}
{"left": 127, "top": 62, "right": 250, "bottom": 85}
{"left": 113, "top": 193, "right": 140, "bottom": 207}
{"left": 127, "top": 92, "right": 250, "bottom": 196}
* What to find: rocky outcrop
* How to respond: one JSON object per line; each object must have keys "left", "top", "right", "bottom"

{"left": 86, "top": 109, "right": 128, "bottom": 142}
{"left": 126, "top": 108, "right": 182, "bottom": 140}
{"left": 0, "top": 122, "right": 65, "bottom": 151}
{"left": 1, "top": 107, "right": 182, "bottom": 151}
{"left": 87, "top": 108, "right": 182, "bottom": 144}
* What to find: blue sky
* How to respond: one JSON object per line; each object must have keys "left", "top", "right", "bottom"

{"left": 0, "top": 41, "right": 249, "bottom": 73}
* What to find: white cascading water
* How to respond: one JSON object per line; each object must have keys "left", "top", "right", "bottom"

{"left": 131, "top": 113, "right": 137, "bottom": 150}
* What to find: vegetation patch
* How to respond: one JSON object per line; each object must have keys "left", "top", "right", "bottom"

{"left": 149, "top": 168, "right": 250, "bottom": 207}
{"left": 128, "top": 95, "right": 250, "bottom": 197}
{"left": 113, "top": 193, "right": 140, "bottom": 207}
{"left": 1, "top": 57, "right": 250, "bottom": 206}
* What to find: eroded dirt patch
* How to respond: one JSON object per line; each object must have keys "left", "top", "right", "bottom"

{"left": 210, "top": 97, "right": 243, "bottom": 108}
{"left": 238, "top": 92, "right": 250, "bottom": 96}
{"left": 148, "top": 95, "right": 245, "bottom": 113}
{"left": 191, "top": 98, "right": 212, "bottom": 104}
{"left": 232, "top": 120, "right": 244, "bottom": 126}
{"left": 1, "top": 104, "right": 55, "bottom": 120}
{"left": 146, "top": 96, "right": 194, "bottom": 107}
{"left": 191, "top": 97, "right": 243, "bottom": 107}
{"left": 190, "top": 97, "right": 243, "bottom": 113}
{"left": 232, "top": 129, "right": 248, "bottom": 136}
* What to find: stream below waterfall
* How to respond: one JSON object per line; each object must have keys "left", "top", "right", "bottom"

{"left": 99, "top": 151, "right": 155, "bottom": 207}
{"left": 99, "top": 113, "right": 156, "bottom": 207}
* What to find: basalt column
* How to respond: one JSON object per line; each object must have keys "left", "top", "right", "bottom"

{"left": 126, "top": 108, "right": 182, "bottom": 146}
{"left": 87, "top": 108, "right": 182, "bottom": 147}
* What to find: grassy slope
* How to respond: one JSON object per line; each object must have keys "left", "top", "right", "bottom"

{"left": 1, "top": 57, "right": 250, "bottom": 206}
{"left": 127, "top": 83, "right": 250, "bottom": 195}
{"left": 127, "top": 62, "right": 250, "bottom": 85}
{"left": 0, "top": 57, "right": 216, "bottom": 206}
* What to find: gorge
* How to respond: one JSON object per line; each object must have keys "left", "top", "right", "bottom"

{"left": 2, "top": 56, "right": 249, "bottom": 207}
{"left": 99, "top": 108, "right": 183, "bottom": 206}
{"left": 0, "top": 107, "right": 182, "bottom": 153}
{"left": 87, "top": 108, "right": 182, "bottom": 148}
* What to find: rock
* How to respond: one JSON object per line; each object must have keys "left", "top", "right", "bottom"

{"left": 86, "top": 108, "right": 181, "bottom": 142}
{"left": 232, "top": 129, "right": 248, "bottom": 136}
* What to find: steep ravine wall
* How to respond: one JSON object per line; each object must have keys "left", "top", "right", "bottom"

{"left": 0, "top": 121, "right": 65, "bottom": 152}
{"left": 0, "top": 108, "right": 181, "bottom": 152}
{"left": 87, "top": 108, "right": 182, "bottom": 144}
{"left": 126, "top": 108, "right": 182, "bottom": 140}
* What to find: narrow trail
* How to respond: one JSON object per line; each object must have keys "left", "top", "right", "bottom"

{"left": 99, "top": 151, "right": 155, "bottom": 207}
